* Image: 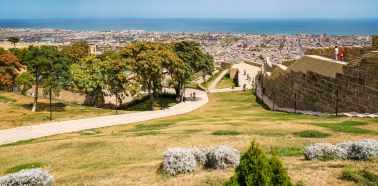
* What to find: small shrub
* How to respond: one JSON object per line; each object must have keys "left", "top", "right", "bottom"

{"left": 303, "top": 143, "right": 347, "bottom": 160}
{"left": 81, "top": 129, "right": 99, "bottom": 135}
{"left": 304, "top": 139, "right": 378, "bottom": 161}
{"left": 0, "top": 168, "right": 53, "bottom": 186}
{"left": 212, "top": 130, "right": 241, "bottom": 136}
{"left": 337, "top": 139, "right": 378, "bottom": 160}
{"left": 191, "top": 148, "right": 207, "bottom": 166}
{"left": 294, "top": 130, "right": 330, "bottom": 138}
{"left": 205, "top": 146, "right": 240, "bottom": 169}
{"left": 224, "top": 141, "right": 292, "bottom": 186}
{"left": 162, "top": 148, "right": 197, "bottom": 175}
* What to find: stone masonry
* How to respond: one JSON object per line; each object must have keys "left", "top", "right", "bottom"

{"left": 263, "top": 39, "right": 378, "bottom": 113}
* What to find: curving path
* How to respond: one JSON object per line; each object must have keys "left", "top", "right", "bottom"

{"left": 208, "top": 69, "right": 229, "bottom": 90}
{"left": 0, "top": 89, "right": 208, "bottom": 145}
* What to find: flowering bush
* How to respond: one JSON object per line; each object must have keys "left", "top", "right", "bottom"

{"left": 205, "top": 146, "right": 240, "bottom": 169}
{"left": 162, "top": 148, "right": 197, "bottom": 175}
{"left": 162, "top": 146, "right": 240, "bottom": 175}
{"left": 0, "top": 168, "right": 53, "bottom": 186}
{"left": 304, "top": 139, "right": 378, "bottom": 160}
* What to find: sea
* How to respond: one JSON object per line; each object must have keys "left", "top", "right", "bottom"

{"left": 1, "top": 18, "right": 378, "bottom": 35}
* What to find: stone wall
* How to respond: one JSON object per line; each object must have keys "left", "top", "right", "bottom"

{"left": 305, "top": 46, "right": 373, "bottom": 62}
{"left": 373, "top": 35, "right": 378, "bottom": 49}
{"left": 263, "top": 52, "right": 378, "bottom": 113}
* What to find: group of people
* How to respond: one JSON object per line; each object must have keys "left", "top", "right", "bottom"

{"left": 334, "top": 46, "right": 346, "bottom": 61}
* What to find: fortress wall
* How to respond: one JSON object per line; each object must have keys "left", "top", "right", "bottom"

{"left": 305, "top": 46, "right": 373, "bottom": 62}
{"left": 263, "top": 53, "right": 378, "bottom": 113}
{"left": 373, "top": 35, "right": 378, "bottom": 49}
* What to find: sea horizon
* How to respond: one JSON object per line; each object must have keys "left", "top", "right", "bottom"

{"left": 1, "top": 18, "right": 378, "bottom": 35}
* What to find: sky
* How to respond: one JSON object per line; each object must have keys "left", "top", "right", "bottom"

{"left": 0, "top": 0, "right": 377, "bottom": 19}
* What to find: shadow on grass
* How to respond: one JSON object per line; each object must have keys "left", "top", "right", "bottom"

{"left": 20, "top": 102, "right": 66, "bottom": 112}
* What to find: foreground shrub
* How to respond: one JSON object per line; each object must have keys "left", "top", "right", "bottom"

{"left": 224, "top": 141, "right": 292, "bottom": 186}
{"left": 0, "top": 168, "right": 53, "bottom": 186}
{"left": 205, "top": 146, "right": 240, "bottom": 169}
{"left": 162, "top": 148, "right": 197, "bottom": 175}
{"left": 304, "top": 139, "right": 378, "bottom": 161}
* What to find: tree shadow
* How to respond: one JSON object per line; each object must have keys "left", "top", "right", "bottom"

{"left": 20, "top": 102, "right": 67, "bottom": 112}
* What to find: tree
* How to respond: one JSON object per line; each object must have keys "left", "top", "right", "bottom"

{"left": 224, "top": 141, "right": 292, "bottom": 186}
{"left": 172, "top": 41, "right": 214, "bottom": 100}
{"left": 0, "top": 51, "right": 23, "bottom": 88}
{"left": 0, "top": 47, "right": 5, "bottom": 55}
{"left": 102, "top": 52, "right": 139, "bottom": 113}
{"left": 15, "top": 72, "right": 34, "bottom": 95}
{"left": 24, "top": 46, "right": 73, "bottom": 112}
{"left": 62, "top": 40, "right": 90, "bottom": 62}
{"left": 121, "top": 42, "right": 179, "bottom": 111}
{"left": 8, "top": 36, "right": 20, "bottom": 48}
{"left": 70, "top": 56, "right": 108, "bottom": 107}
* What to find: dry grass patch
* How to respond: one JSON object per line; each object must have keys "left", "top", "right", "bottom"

{"left": 0, "top": 90, "right": 376, "bottom": 185}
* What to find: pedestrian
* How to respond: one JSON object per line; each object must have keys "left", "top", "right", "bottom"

{"left": 339, "top": 48, "right": 345, "bottom": 61}
{"left": 243, "top": 84, "right": 246, "bottom": 91}
{"left": 334, "top": 46, "right": 339, "bottom": 61}
{"left": 193, "top": 91, "right": 196, "bottom": 99}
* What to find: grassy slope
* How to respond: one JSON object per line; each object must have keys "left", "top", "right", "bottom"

{"left": 216, "top": 74, "right": 237, "bottom": 89}
{"left": 0, "top": 91, "right": 129, "bottom": 130}
{"left": 0, "top": 90, "right": 377, "bottom": 185}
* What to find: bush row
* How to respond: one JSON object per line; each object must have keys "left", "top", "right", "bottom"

{"left": 304, "top": 139, "right": 378, "bottom": 160}
{"left": 162, "top": 146, "right": 240, "bottom": 175}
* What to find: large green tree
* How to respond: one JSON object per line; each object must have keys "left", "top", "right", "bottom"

{"left": 172, "top": 41, "right": 215, "bottom": 100}
{"left": 70, "top": 56, "right": 108, "bottom": 107}
{"left": 121, "top": 42, "right": 179, "bottom": 111}
{"left": 15, "top": 72, "right": 34, "bottom": 95}
{"left": 24, "top": 46, "right": 73, "bottom": 112}
{"left": 102, "top": 52, "right": 139, "bottom": 111}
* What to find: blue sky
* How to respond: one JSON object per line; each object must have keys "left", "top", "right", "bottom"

{"left": 0, "top": 0, "right": 377, "bottom": 19}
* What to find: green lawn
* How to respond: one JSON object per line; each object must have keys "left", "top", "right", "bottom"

{"left": 0, "top": 90, "right": 376, "bottom": 185}
{"left": 216, "top": 73, "right": 237, "bottom": 89}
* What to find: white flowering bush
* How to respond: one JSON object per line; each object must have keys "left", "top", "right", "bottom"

{"left": 304, "top": 143, "right": 347, "bottom": 160}
{"left": 162, "top": 146, "right": 240, "bottom": 175}
{"left": 162, "top": 148, "right": 198, "bottom": 175}
{"left": 0, "top": 168, "right": 53, "bottom": 186}
{"left": 304, "top": 139, "right": 378, "bottom": 160}
{"left": 337, "top": 139, "right": 378, "bottom": 160}
{"left": 205, "top": 146, "right": 240, "bottom": 169}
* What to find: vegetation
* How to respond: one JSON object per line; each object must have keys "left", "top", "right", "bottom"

{"left": 0, "top": 82, "right": 377, "bottom": 185}
{"left": 62, "top": 40, "right": 90, "bottom": 62}
{"left": 216, "top": 73, "right": 237, "bottom": 89}
{"left": 14, "top": 72, "right": 34, "bottom": 95}
{"left": 121, "top": 42, "right": 179, "bottom": 110}
{"left": 0, "top": 51, "right": 23, "bottom": 88}
{"left": 4, "top": 162, "right": 44, "bottom": 174}
{"left": 224, "top": 141, "right": 292, "bottom": 186}
{"left": 212, "top": 130, "right": 241, "bottom": 136}
{"left": 294, "top": 130, "right": 330, "bottom": 138}
{"left": 23, "top": 46, "right": 73, "bottom": 112}
{"left": 341, "top": 168, "right": 378, "bottom": 186}
{"left": 7, "top": 36, "right": 20, "bottom": 48}
{"left": 310, "top": 121, "right": 372, "bottom": 134}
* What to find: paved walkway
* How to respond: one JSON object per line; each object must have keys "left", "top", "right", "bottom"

{"left": 208, "top": 69, "right": 229, "bottom": 90}
{"left": 0, "top": 89, "right": 208, "bottom": 145}
{"left": 208, "top": 87, "right": 244, "bottom": 93}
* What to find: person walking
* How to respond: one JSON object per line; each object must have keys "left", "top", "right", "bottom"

{"left": 339, "top": 48, "right": 345, "bottom": 61}
{"left": 334, "top": 46, "right": 339, "bottom": 61}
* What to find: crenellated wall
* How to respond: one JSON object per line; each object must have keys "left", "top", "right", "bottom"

{"left": 263, "top": 52, "right": 378, "bottom": 113}
{"left": 305, "top": 46, "right": 374, "bottom": 62}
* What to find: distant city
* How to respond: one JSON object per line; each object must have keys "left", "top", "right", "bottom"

{"left": 0, "top": 28, "right": 372, "bottom": 64}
